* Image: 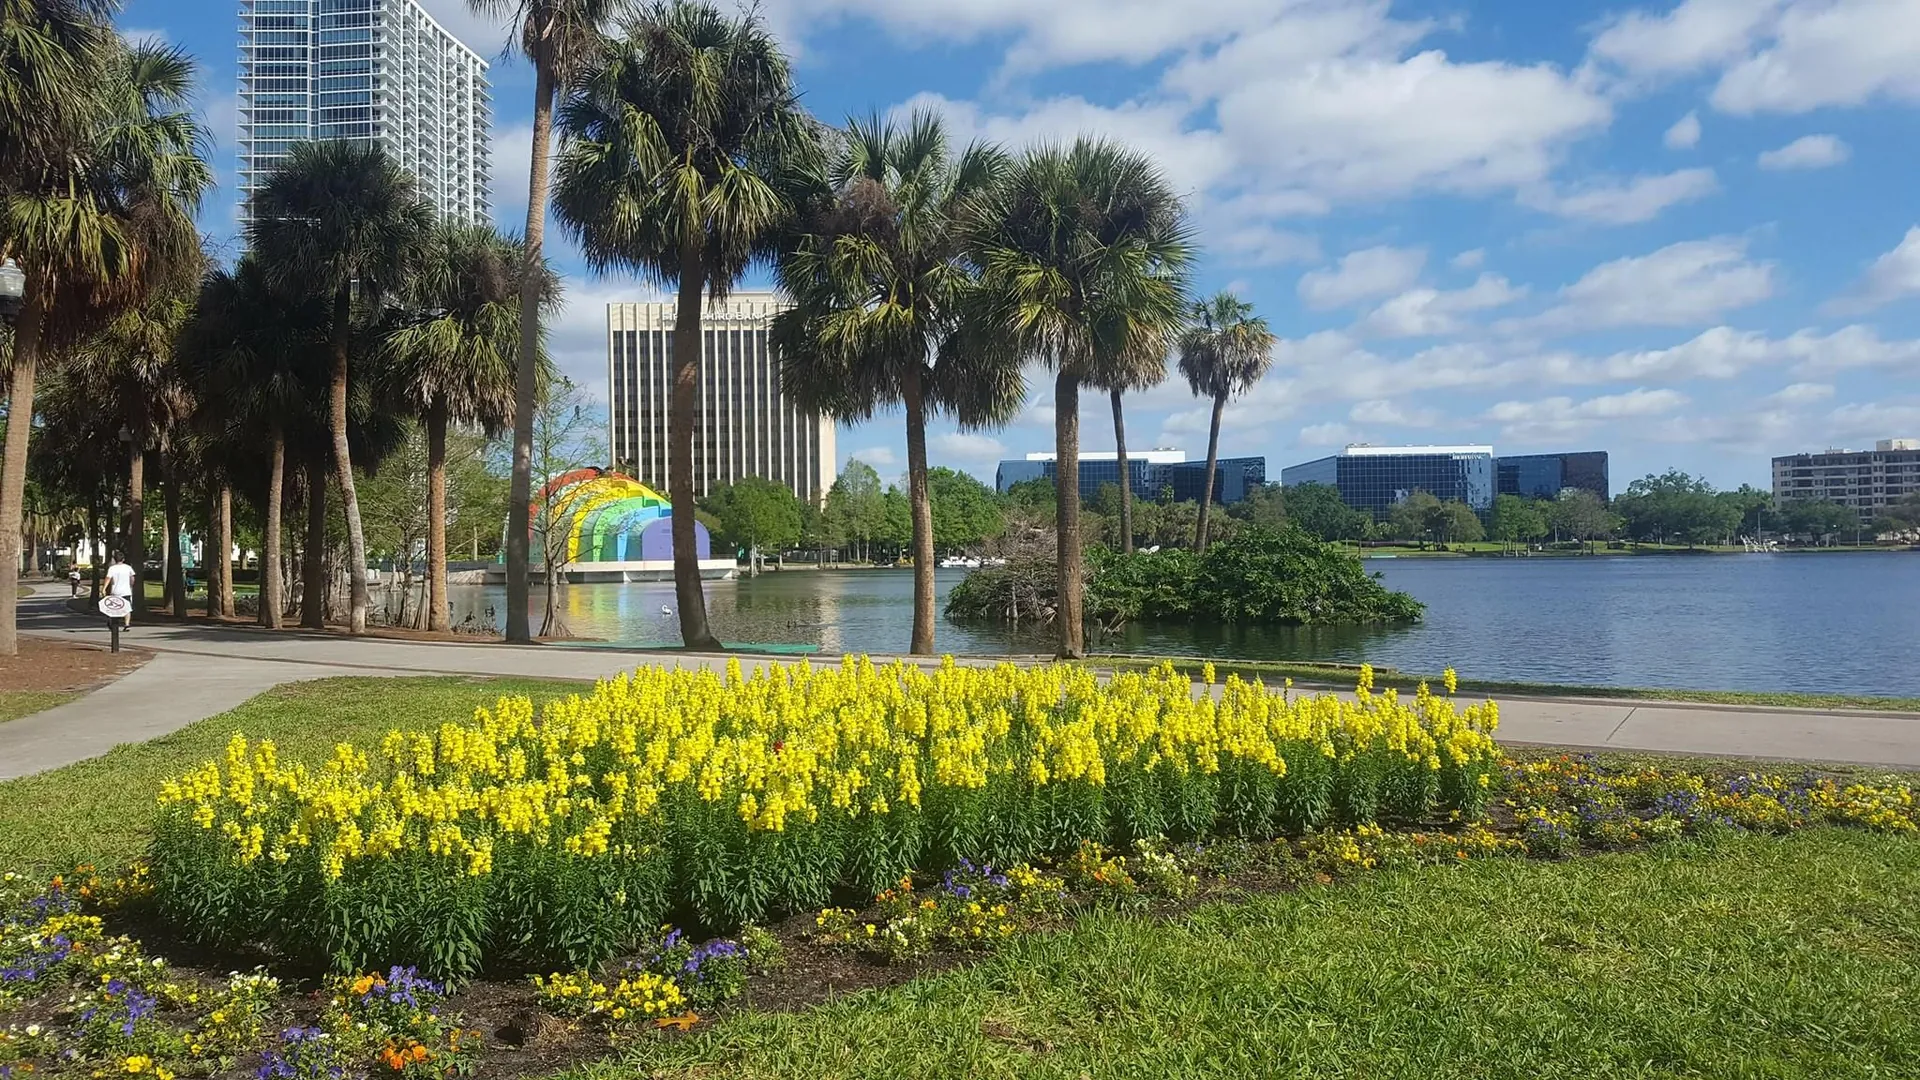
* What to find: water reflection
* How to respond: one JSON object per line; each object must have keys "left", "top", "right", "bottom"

{"left": 447, "top": 553, "right": 1920, "bottom": 696}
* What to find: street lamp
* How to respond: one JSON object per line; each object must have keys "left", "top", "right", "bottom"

{"left": 0, "top": 260, "right": 23, "bottom": 325}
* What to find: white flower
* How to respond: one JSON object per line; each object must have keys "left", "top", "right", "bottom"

{"left": 25, "top": 1024, "right": 42, "bottom": 1037}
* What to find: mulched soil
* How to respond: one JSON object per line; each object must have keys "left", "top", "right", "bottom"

{"left": 0, "top": 635, "right": 149, "bottom": 693}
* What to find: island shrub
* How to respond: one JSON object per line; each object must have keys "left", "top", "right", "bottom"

{"left": 947, "top": 526, "right": 1423, "bottom": 627}
{"left": 146, "top": 660, "right": 1498, "bottom": 977}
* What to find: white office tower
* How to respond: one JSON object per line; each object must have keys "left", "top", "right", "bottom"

{"left": 607, "top": 293, "right": 838, "bottom": 503}
{"left": 238, "top": 0, "right": 490, "bottom": 223}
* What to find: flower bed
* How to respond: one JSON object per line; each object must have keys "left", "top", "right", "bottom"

{"left": 147, "top": 660, "right": 1503, "bottom": 977}
{"left": 3, "top": 748, "right": 1917, "bottom": 1078}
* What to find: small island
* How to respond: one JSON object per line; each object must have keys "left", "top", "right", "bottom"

{"left": 946, "top": 526, "right": 1424, "bottom": 630}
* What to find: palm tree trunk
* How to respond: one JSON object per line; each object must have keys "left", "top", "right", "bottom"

{"left": 1110, "top": 386, "right": 1134, "bottom": 554}
{"left": 669, "top": 239, "right": 721, "bottom": 651}
{"left": 127, "top": 446, "right": 147, "bottom": 615}
{"left": 903, "top": 366, "right": 936, "bottom": 655}
{"left": 162, "top": 453, "right": 186, "bottom": 615}
{"left": 425, "top": 400, "right": 450, "bottom": 633}
{"left": 505, "top": 59, "right": 558, "bottom": 645}
{"left": 87, "top": 501, "right": 102, "bottom": 601}
{"left": 0, "top": 275, "right": 51, "bottom": 656}
{"left": 215, "top": 481, "right": 235, "bottom": 618}
{"left": 327, "top": 285, "right": 371, "bottom": 633}
{"left": 260, "top": 427, "right": 284, "bottom": 629}
{"left": 302, "top": 456, "right": 327, "bottom": 629}
{"left": 1194, "top": 390, "right": 1226, "bottom": 553}
{"left": 1054, "top": 369, "right": 1085, "bottom": 659}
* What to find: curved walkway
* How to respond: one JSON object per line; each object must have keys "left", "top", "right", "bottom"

{"left": 7, "top": 592, "right": 1920, "bottom": 779}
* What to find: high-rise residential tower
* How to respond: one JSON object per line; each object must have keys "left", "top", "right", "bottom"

{"left": 606, "top": 293, "right": 837, "bottom": 504}
{"left": 238, "top": 0, "right": 490, "bottom": 223}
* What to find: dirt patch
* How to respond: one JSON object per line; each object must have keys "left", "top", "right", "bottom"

{"left": 0, "top": 635, "right": 149, "bottom": 692}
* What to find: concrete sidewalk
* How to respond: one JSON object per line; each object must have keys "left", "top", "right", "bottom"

{"left": 8, "top": 592, "right": 1920, "bottom": 778}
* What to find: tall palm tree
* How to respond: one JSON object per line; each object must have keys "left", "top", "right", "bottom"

{"left": 383, "top": 221, "right": 554, "bottom": 632}
{"left": 178, "top": 257, "right": 331, "bottom": 627}
{"left": 466, "top": 0, "right": 614, "bottom": 644}
{"left": 772, "top": 111, "right": 1024, "bottom": 654}
{"left": 966, "top": 139, "right": 1192, "bottom": 658}
{"left": 247, "top": 140, "right": 432, "bottom": 635}
{"left": 1094, "top": 353, "right": 1167, "bottom": 554}
{"left": 553, "top": 0, "right": 819, "bottom": 651}
{"left": 0, "top": 30, "right": 211, "bottom": 654}
{"left": 1178, "top": 292, "right": 1276, "bottom": 553}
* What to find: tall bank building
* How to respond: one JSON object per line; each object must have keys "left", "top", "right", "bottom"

{"left": 606, "top": 294, "right": 837, "bottom": 504}
{"left": 238, "top": 0, "right": 490, "bottom": 223}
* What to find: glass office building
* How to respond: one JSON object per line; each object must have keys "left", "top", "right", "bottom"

{"left": 1496, "top": 451, "right": 1610, "bottom": 500}
{"left": 994, "top": 451, "right": 1265, "bottom": 505}
{"left": 1281, "top": 445, "right": 1495, "bottom": 518}
{"left": 238, "top": 0, "right": 491, "bottom": 224}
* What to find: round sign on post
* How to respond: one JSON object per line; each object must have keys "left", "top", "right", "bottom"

{"left": 98, "top": 595, "right": 131, "bottom": 619}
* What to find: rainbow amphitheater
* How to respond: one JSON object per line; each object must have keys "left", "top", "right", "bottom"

{"left": 489, "top": 468, "right": 737, "bottom": 583}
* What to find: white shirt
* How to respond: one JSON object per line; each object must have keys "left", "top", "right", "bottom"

{"left": 105, "top": 564, "right": 135, "bottom": 597}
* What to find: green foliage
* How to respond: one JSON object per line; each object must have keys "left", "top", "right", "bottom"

{"left": 926, "top": 467, "right": 1002, "bottom": 550}
{"left": 1387, "top": 491, "right": 1483, "bottom": 545}
{"left": 824, "top": 459, "right": 887, "bottom": 555}
{"left": 1489, "top": 495, "right": 1548, "bottom": 545}
{"left": 1781, "top": 498, "right": 1860, "bottom": 544}
{"left": 1615, "top": 470, "right": 1742, "bottom": 547}
{"left": 1001, "top": 477, "right": 1056, "bottom": 510}
{"left": 951, "top": 526, "right": 1424, "bottom": 626}
{"left": 704, "top": 477, "right": 805, "bottom": 558}
{"left": 1546, "top": 488, "right": 1620, "bottom": 547}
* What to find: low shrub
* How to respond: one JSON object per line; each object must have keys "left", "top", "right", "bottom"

{"left": 146, "top": 659, "right": 1501, "bottom": 977}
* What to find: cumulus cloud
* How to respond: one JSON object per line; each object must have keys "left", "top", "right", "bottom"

{"left": 1770, "top": 382, "right": 1834, "bottom": 405}
{"left": 1357, "top": 273, "right": 1527, "bottom": 339}
{"left": 1484, "top": 388, "right": 1688, "bottom": 443}
{"left": 846, "top": 445, "right": 898, "bottom": 468}
{"left": 1349, "top": 399, "right": 1440, "bottom": 427}
{"left": 1522, "top": 168, "right": 1718, "bottom": 225}
{"left": 1505, "top": 237, "right": 1774, "bottom": 335}
{"left": 1298, "top": 246, "right": 1427, "bottom": 310}
{"left": 1450, "top": 248, "right": 1486, "bottom": 270}
{"left": 1826, "top": 226, "right": 1920, "bottom": 314}
{"left": 1664, "top": 111, "right": 1702, "bottom": 149}
{"left": 1757, "top": 134, "right": 1850, "bottom": 170}
{"left": 929, "top": 431, "right": 1008, "bottom": 469}
{"left": 1298, "top": 422, "right": 1360, "bottom": 447}
{"left": 1587, "top": 0, "right": 1786, "bottom": 81}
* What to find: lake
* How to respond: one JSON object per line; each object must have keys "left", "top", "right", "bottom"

{"left": 447, "top": 552, "right": 1920, "bottom": 696}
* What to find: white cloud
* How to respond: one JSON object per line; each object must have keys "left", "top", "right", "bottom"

{"left": 1508, "top": 237, "right": 1775, "bottom": 335}
{"left": 1450, "top": 248, "right": 1486, "bottom": 270}
{"left": 1348, "top": 399, "right": 1440, "bottom": 427}
{"left": 1664, "top": 111, "right": 1702, "bottom": 149}
{"left": 1298, "top": 422, "right": 1359, "bottom": 447}
{"left": 1757, "top": 134, "right": 1850, "bottom": 170}
{"left": 488, "top": 124, "right": 540, "bottom": 232}
{"left": 1298, "top": 245, "right": 1426, "bottom": 309}
{"left": 1587, "top": 0, "right": 1786, "bottom": 81}
{"left": 929, "top": 431, "right": 1008, "bottom": 467}
{"left": 1786, "top": 325, "right": 1920, "bottom": 372}
{"left": 1826, "top": 402, "right": 1920, "bottom": 443}
{"left": 118, "top": 26, "right": 167, "bottom": 45}
{"left": 1567, "top": 324, "right": 1920, "bottom": 381}
{"left": 1712, "top": 0, "right": 1920, "bottom": 114}
{"left": 1484, "top": 388, "right": 1688, "bottom": 443}
{"left": 547, "top": 276, "right": 667, "bottom": 396}
{"left": 415, "top": 0, "right": 517, "bottom": 54}
{"left": 847, "top": 445, "right": 898, "bottom": 468}
{"left": 1523, "top": 168, "right": 1718, "bottom": 225}
{"left": 1826, "top": 226, "right": 1920, "bottom": 313}
{"left": 1357, "top": 273, "right": 1527, "bottom": 338}
{"left": 1770, "top": 382, "right": 1834, "bottom": 405}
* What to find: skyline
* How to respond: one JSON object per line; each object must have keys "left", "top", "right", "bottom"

{"left": 136, "top": 0, "right": 1920, "bottom": 490}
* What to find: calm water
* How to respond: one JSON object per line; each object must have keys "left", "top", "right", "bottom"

{"left": 449, "top": 552, "right": 1920, "bottom": 696}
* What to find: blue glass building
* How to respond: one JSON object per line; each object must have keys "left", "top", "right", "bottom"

{"left": 1281, "top": 445, "right": 1495, "bottom": 518}
{"left": 1496, "top": 451, "right": 1610, "bottom": 500}
{"left": 995, "top": 452, "right": 1266, "bottom": 505}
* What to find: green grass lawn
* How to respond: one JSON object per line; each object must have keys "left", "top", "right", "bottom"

{"left": 570, "top": 828, "right": 1920, "bottom": 1080}
{"left": 0, "top": 690, "right": 77, "bottom": 725}
{"left": 0, "top": 675, "right": 587, "bottom": 873}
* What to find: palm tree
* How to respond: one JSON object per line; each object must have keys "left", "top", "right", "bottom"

{"left": 383, "top": 222, "right": 554, "bottom": 632}
{"left": 465, "top": 0, "right": 614, "bottom": 644}
{"left": 0, "top": 30, "right": 211, "bottom": 654}
{"left": 1178, "top": 292, "right": 1277, "bottom": 552}
{"left": 247, "top": 140, "right": 432, "bottom": 635}
{"left": 1094, "top": 353, "right": 1166, "bottom": 554}
{"left": 772, "top": 111, "right": 1025, "bottom": 655}
{"left": 966, "top": 139, "right": 1192, "bottom": 658}
{"left": 178, "top": 257, "right": 331, "bottom": 627}
{"left": 553, "top": 0, "right": 819, "bottom": 651}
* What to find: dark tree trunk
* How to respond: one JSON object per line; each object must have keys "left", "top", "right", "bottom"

{"left": 302, "top": 456, "right": 327, "bottom": 629}
{"left": 669, "top": 238, "right": 721, "bottom": 651}
{"left": 1111, "top": 386, "right": 1134, "bottom": 553}
{"left": 505, "top": 57, "right": 558, "bottom": 644}
{"left": 1054, "top": 369, "right": 1085, "bottom": 659}
{"left": 903, "top": 366, "right": 936, "bottom": 655}
{"left": 426, "top": 400, "right": 450, "bottom": 633}
{"left": 162, "top": 452, "right": 186, "bottom": 615}
{"left": 260, "top": 427, "right": 284, "bottom": 629}
{"left": 0, "top": 273, "right": 48, "bottom": 655}
{"left": 1194, "top": 390, "right": 1226, "bottom": 552}
{"left": 214, "top": 482, "right": 235, "bottom": 618}
{"left": 127, "top": 446, "right": 147, "bottom": 615}
{"left": 86, "top": 502, "right": 102, "bottom": 601}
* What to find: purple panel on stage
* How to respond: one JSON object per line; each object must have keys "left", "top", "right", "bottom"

{"left": 638, "top": 517, "right": 709, "bottom": 561}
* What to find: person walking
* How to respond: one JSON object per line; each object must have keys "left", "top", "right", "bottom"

{"left": 68, "top": 565, "right": 82, "bottom": 596}
{"left": 104, "top": 552, "right": 136, "bottom": 629}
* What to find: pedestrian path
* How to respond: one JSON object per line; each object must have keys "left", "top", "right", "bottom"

{"left": 7, "top": 593, "right": 1920, "bottom": 778}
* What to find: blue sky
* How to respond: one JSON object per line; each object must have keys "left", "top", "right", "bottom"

{"left": 133, "top": 0, "right": 1920, "bottom": 493}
